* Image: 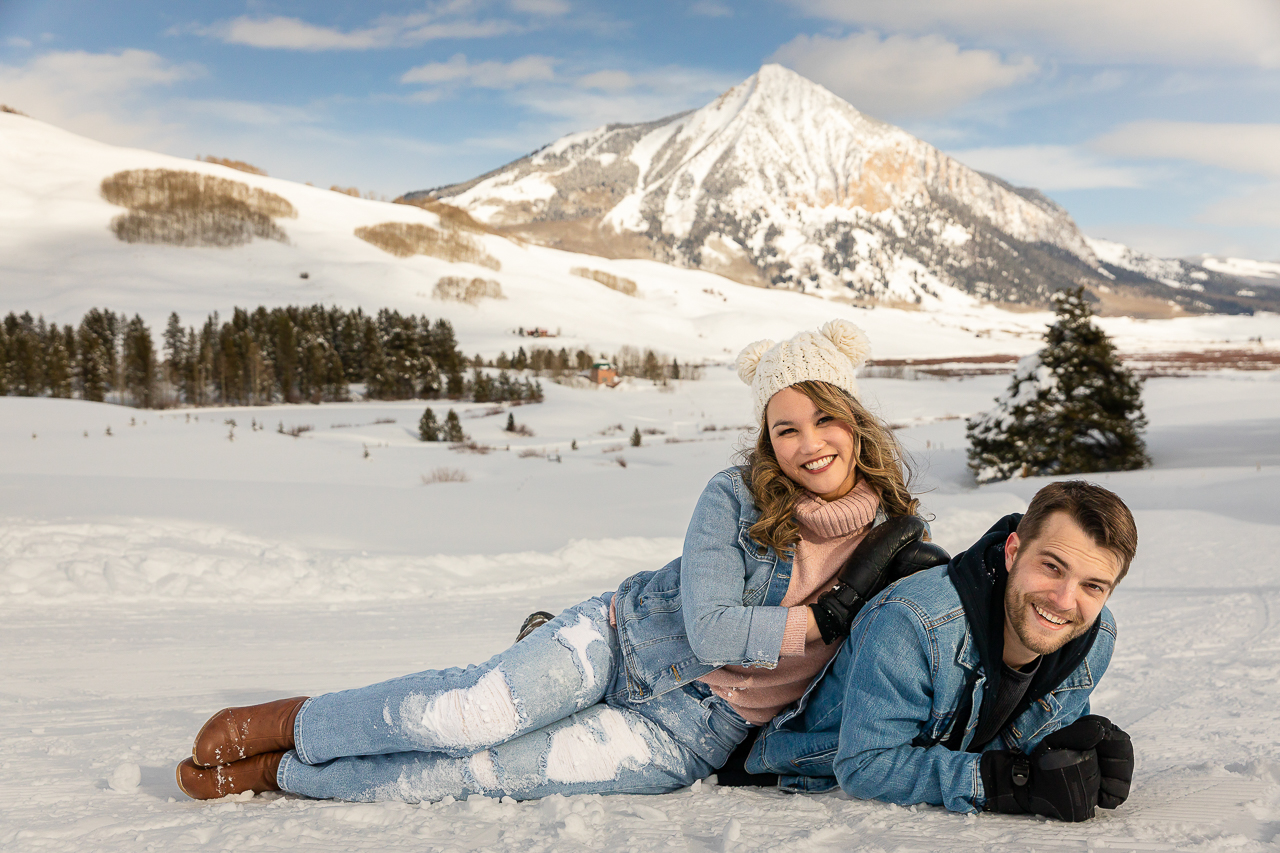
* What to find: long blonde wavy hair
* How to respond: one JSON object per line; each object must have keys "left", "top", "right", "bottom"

{"left": 743, "top": 380, "right": 919, "bottom": 555}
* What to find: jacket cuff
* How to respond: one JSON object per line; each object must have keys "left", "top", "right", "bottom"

{"left": 741, "top": 605, "right": 790, "bottom": 667}
{"left": 781, "top": 607, "right": 810, "bottom": 656}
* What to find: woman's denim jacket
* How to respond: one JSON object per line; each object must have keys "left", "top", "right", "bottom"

{"left": 613, "top": 466, "right": 890, "bottom": 703}
{"left": 612, "top": 467, "right": 795, "bottom": 702}
{"left": 745, "top": 565, "right": 1116, "bottom": 813}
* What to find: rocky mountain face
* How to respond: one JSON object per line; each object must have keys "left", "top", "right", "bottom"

{"left": 409, "top": 65, "right": 1276, "bottom": 316}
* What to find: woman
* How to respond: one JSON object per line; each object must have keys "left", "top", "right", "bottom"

{"left": 177, "top": 319, "right": 919, "bottom": 802}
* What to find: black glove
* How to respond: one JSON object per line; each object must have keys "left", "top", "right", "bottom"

{"left": 981, "top": 716, "right": 1109, "bottom": 822}
{"left": 1094, "top": 718, "right": 1134, "bottom": 809}
{"left": 809, "top": 516, "right": 950, "bottom": 645}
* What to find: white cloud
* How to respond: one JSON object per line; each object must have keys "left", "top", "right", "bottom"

{"left": 521, "top": 67, "right": 734, "bottom": 128}
{"left": 1092, "top": 121, "right": 1280, "bottom": 178}
{"left": 402, "top": 54, "right": 557, "bottom": 88}
{"left": 577, "top": 70, "right": 634, "bottom": 92}
{"left": 0, "top": 49, "right": 202, "bottom": 145}
{"left": 1200, "top": 182, "right": 1280, "bottom": 229}
{"left": 194, "top": 13, "right": 519, "bottom": 51}
{"left": 6, "top": 37, "right": 32, "bottom": 48}
{"left": 946, "top": 144, "right": 1148, "bottom": 190}
{"left": 770, "top": 31, "right": 1036, "bottom": 118}
{"left": 784, "top": 0, "right": 1280, "bottom": 68}
{"left": 509, "top": 0, "right": 570, "bottom": 14}
{"left": 171, "top": 98, "right": 322, "bottom": 129}
{"left": 689, "top": 1, "right": 733, "bottom": 17}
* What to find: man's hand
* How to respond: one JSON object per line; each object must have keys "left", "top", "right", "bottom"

{"left": 1093, "top": 718, "right": 1134, "bottom": 809}
{"left": 981, "top": 716, "right": 1111, "bottom": 821}
{"left": 809, "top": 516, "right": 950, "bottom": 644}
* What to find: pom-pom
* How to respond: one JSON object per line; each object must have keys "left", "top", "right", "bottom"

{"left": 820, "top": 320, "right": 871, "bottom": 368}
{"left": 736, "top": 339, "right": 773, "bottom": 384}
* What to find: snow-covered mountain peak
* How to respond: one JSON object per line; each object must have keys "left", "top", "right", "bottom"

{"left": 415, "top": 65, "right": 1112, "bottom": 309}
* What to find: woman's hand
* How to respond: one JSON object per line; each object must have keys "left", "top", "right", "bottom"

{"left": 805, "top": 607, "right": 825, "bottom": 644}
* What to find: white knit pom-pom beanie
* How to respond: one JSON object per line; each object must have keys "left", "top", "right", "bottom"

{"left": 735, "top": 319, "right": 872, "bottom": 421}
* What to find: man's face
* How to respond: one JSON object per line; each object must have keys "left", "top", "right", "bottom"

{"left": 1002, "top": 511, "right": 1123, "bottom": 667}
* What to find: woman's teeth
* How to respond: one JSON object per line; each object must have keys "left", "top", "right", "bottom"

{"left": 803, "top": 456, "right": 835, "bottom": 470}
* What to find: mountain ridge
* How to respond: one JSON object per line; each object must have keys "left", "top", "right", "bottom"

{"left": 410, "top": 65, "right": 1276, "bottom": 317}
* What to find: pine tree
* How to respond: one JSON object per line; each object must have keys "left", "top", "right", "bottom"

{"left": 419, "top": 407, "right": 440, "bottom": 441}
{"left": 442, "top": 409, "right": 466, "bottom": 443}
{"left": 122, "top": 314, "right": 156, "bottom": 407}
{"left": 163, "top": 312, "right": 184, "bottom": 392}
{"left": 78, "top": 309, "right": 121, "bottom": 399}
{"left": 273, "top": 312, "right": 298, "bottom": 402}
{"left": 77, "top": 320, "right": 111, "bottom": 403}
{"left": 325, "top": 349, "right": 349, "bottom": 401}
{"left": 360, "top": 320, "right": 390, "bottom": 399}
{"left": 7, "top": 314, "right": 40, "bottom": 396}
{"left": 45, "top": 329, "right": 72, "bottom": 398}
{"left": 643, "top": 349, "right": 661, "bottom": 382}
{"left": 0, "top": 321, "right": 10, "bottom": 395}
{"left": 630, "top": 427, "right": 642, "bottom": 447}
{"left": 505, "top": 412, "right": 516, "bottom": 432}
{"left": 469, "top": 367, "right": 494, "bottom": 403}
{"left": 966, "top": 287, "right": 1149, "bottom": 483}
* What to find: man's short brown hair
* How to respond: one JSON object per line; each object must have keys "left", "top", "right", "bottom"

{"left": 1019, "top": 481, "right": 1138, "bottom": 583}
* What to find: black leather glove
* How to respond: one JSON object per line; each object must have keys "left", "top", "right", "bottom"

{"left": 981, "top": 716, "right": 1109, "bottom": 822}
{"left": 1094, "top": 718, "right": 1134, "bottom": 809}
{"left": 809, "top": 516, "right": 950, "bottom": 644}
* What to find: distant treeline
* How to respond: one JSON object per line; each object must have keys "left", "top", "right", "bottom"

{"left": 0, "top": 306, "right": 541, "bottom": 408}
{"left": 488, "top": 344, "right": 701, "bottom": 383}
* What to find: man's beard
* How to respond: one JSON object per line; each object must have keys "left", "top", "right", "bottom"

{"left": 1004, "top": 584, "right": 1092, "bottom": 657}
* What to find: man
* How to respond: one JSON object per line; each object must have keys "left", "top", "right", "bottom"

{"left": 744, "top": 480, "right": 1136, "bottom": 821}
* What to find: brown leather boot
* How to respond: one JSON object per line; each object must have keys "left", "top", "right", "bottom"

{"left": 176, "top": 752, "right": 283, "bottom": 799}
{"left": 192, "top": 696, "right": 307, "bottom": 767}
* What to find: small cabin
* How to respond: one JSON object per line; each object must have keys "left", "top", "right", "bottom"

{"left": 588, "top": 361, "right": 619, "bottom": 386}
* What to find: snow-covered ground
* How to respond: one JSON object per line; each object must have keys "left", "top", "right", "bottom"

{"left": 3, "top": 364, "right": 1279, "bottom": 852}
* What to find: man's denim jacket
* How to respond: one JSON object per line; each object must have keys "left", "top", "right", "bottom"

{"left": 613, "top": 467, "right": 888, "bottom": 704}
{"left": 745, "top": 565, "right": 1116, "bottom": 813}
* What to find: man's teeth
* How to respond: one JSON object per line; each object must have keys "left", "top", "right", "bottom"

{"left": 803, "top": 456, "right": 834, "bottom": 470}
{"left": 1034, "top": 604, "right": 1068, "bottom": 625}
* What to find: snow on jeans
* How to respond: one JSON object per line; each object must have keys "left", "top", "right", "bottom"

{"left": 277, "top": 594, "right": 752, "bottom": 802}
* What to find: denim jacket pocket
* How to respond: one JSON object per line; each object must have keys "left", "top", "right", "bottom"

{"left": 737, "top": 523, "right": 777, "bottom": 604}
{"left": 615, "top": 566, "right": 715, "bottom": 703}
{"left": 790, "top": 746, "right": 837, "bottom": 768}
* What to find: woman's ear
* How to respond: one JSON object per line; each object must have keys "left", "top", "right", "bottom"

{"left": 736, "top": 339, "right": 773, "bottom": 385}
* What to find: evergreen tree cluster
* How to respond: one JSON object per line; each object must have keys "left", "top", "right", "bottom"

{"left": 1, "top": 305, "right": 476, "bottom": 408}
{"left": 1, "top": 309, "right": 156, "bottom": 406}
{"left": 418, "top": 407, "right": 466, "bottom": 443}
{"left": 467, "top": 368, "right": 543, "bottom": 404}
{"left": 489, "top": 343, "right": 700, "bottom": 382}
{"left": 966, "top": 287, "right": 1149, "bottom": 483}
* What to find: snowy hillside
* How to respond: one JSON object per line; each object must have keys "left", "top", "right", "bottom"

{"left": 3, "top": 367, "right": 1280, "bottom": 850}
{"left": 0, "top": 108, "right": 1030, "bottom": 363}
{"left": 414, "top": 65, "right": 1280, "bottom": 316}
{"left": 1199, "top": 256, "right": 1280, "bottom": 288}
{"left": 2, "top": 107, "right": 1277, "bottom": 369}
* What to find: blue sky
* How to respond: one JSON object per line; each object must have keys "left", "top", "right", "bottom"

{"left": 2, "top": 0, "right": 1278, "bottom": 260}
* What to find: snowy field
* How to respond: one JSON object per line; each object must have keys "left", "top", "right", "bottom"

{"left": 2, "top": 363, "right": 1280, "bottom": 853}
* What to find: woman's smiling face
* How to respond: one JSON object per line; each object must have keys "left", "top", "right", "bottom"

{"left": 766, "top": 385, "right": 859, "bottom": 501}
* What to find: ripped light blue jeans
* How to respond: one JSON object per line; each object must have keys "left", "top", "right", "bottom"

{"left": 277, "top": 594, "right": 752, "bottom": 802}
